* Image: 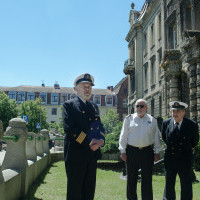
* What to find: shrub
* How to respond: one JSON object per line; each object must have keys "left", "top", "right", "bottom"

{"left": 194, "top": 137, "right": 200, "bottom": 171}
{"left": 101, "top": 122, "right": 122, "bottom": 154}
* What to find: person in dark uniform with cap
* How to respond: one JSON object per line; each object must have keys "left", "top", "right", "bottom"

{"left": 162, "top": 101, "right": 199, "bottom": 200}
{"left": 62, "top": 73, "right": 105, "bottom": 200}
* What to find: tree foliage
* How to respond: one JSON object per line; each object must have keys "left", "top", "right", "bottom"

{"left": 18, "top": 98, "right": 49, "bottom": 132}
{"left": 0, "top": 91, "right": 18, "bottom": 130}
{"left": 101, "top": 109, "right": 120, "bottom": 134}
{"left": 194, "top": 136, "right": 200, "bottom": 171}
{"left": 100, "top": 109, "right": 122, "bottom": 154}
{"left": 101, "top": 122, "right": 122, "bottom": 154}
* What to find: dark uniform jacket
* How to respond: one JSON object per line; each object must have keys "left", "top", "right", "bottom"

{"left": 62, "top": 97, "right": 104, "bottom": 163}
{"left": 162, "top": 117, "right": 199, "bottom": 168}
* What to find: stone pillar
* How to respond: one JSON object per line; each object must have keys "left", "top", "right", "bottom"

{"left": 189, "top": 64, "right": 197, "bottom": 121}
{"left": 191, "top": 0, "right": 195, "bottom": 30}
{"left": 176, "top": 0, "right": 181, "bottom": 45}
{"left": 196, "top": 62, "right": 200, "bottom": 126}
{"left": 166, "top": 80, "right": 171, "bottom": 116}
{"left": 161, "top": 74, "right": 167, "bottom": 118}
{"left": 35, "top": 133, "right": 44, "bottom": 157}
{"left": 161, "top": 50, "right": 182, "bottom": 117}
{"left": 41, "top": 129, "right": 50, "bottom": 154}
{"left": 169, "top": 74, "right": 180, "bottom": 102}
{"left": 26, "top": 132, "right": 37, "bottom": 162}
{"left": 2, "top": 118, "right": 28, "bottom": 171}
{"left": 0, "top": 121, "right": 5, "bottom": 200}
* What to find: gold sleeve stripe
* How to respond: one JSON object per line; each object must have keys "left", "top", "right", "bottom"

{"left": 100, "top": 131, "right": 105, "bottom": 137}
{"left": 76, "top": 131, "right": 86, "bottom": 144}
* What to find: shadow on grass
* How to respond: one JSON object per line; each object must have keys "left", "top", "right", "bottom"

{"left": 97, "top": 161, "right": 126, "bottom": 172}
{"left": 97, "top": 160, "right": 166, "bottom": 176}
{"left": 23, "top": 163, "right": 58, "bottom": 200}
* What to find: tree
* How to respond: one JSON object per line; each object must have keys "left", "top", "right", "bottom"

{"left": 101, "top": 109, "right": 120, "bottom": 134}
{"left": 101, "top": 121, "right": 123, "bottom": 154}
{"left": 100, "top": 109, "right": 123, "bottom": 154}
{"left": 18, "top": 98, "right": 49, "bottom": 132}
{"left": 0, "top": 91, "right": 18, "bottom": 130}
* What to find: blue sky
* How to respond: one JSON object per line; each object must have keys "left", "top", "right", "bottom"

{"left": 0, "top": 0, "right": 145, "bottom": 89}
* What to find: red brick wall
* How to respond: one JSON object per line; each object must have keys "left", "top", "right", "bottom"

{"left": 116, "top": 78, "right": 128, "bottom": 121}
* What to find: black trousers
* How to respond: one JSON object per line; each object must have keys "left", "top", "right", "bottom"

{"left": 126, "top": 145, "right": 154, "bottom": 200}
{"left": 65, "top": 148, "right": 97, "bottom": 200}
{"left": 163, "top": 161, "right": 192, "bottom": 200}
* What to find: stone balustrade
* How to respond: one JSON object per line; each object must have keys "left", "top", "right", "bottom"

{"left": 41, "top": 129, "right": 50, "bottom": 155}
{"left": 35, "top": 133, "right": 44, "bottom": 157}
{"left": 26, "top": 132, "right": 37, "bottom": 162}
{"left": 0, "top": 118, "right": 64, "bottom": 200}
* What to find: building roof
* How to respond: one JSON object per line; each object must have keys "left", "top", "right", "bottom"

{"left": 0, "top": 85, "right": 114, "bottom": 96}
{"left": 114, "top": 76, "right": 128, "bottom": 94}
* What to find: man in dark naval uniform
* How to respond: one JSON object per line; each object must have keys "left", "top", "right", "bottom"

{"left": 62, "top": 73, "right": 105, "bottom": 200}
{"left": 162, "top": 101, "right": 199, "bottom": 200}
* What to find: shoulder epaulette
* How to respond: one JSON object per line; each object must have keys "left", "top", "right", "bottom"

{"left": 126, "top": 114, "right": 131, "bottom": 118}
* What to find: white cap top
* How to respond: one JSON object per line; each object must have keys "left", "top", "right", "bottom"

{"left": 74, "top": 73, "right": 94, "bottom": 87}
{"left": 169, "top": 101, "right": 188, "bottom": 110}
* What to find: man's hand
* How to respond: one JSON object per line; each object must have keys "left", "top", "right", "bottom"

{"left": 154, "top": 153, "right": 159, "bottom": 162}
{"left": 89, "top": 139, "right": 104, "bottom": 151}
{"left": 121, "top": 153, "right": 127, "bottom": 162}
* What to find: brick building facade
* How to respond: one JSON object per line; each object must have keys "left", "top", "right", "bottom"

{"left": 0, "top": 83, "right": 116, "bottom": 123}
{"left": 114, "top": 76, "right": 128, "bottom": 121}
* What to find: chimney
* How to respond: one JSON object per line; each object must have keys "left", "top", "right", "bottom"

{"left": 107, "top": 86, "right": 113, "bottom": 92}
{"left": 42, "top": 81, "right": 45, "bottom": 87}
{"left": 54, "top": 81, "right": 60, "bottom": 89}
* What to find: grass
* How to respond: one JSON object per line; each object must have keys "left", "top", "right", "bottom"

{"left": 25, "top": 161, "right": 200, "bottom": 200}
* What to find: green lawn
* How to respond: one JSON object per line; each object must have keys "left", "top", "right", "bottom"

{"left": 25, "top": 161, "right": 200, "bottom": 200}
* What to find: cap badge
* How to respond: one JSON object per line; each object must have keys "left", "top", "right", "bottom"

{"left": 84, "top": 74, "right": 91, "bottom": 80}
{"left": 174, "top": 102, "right": 180, "bottom": 107}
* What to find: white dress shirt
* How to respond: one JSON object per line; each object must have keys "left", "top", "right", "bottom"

{"left": 119, "top": 113, "right": 162, "bottom": 154}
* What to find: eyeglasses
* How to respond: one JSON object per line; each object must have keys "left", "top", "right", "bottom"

{"left": 136, "top": 105, "right": 145, "bottom": 108}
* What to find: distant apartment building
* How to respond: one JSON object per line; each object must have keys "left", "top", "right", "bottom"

{"left": 124, "top": 0, "right": 200, "bottom": 124}
{"left": 0, "top": 83, "right": 116, "bottom": 124}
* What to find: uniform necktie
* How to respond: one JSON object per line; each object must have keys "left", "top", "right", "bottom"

{"left": 86, "top": 101, "right": 92, "bottom": 109}
{"left": 174, "top": 122, "right": 180, "bottom": 134}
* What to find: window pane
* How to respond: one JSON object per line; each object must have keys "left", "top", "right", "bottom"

{"left": 51, "top": 108, "right": 57, "bottom": 115}
{"left": 18, "top": 92, "right": 25, "bottom": 101}
{"left": 106, "top": 96, "right": 112, "bottom": 104}
{"left": 94, "top": 95, "right": 100, "bottom": 104}
{"left": 27, "top": 93, "right": 35, "bottom": 101}
{"left": 40, "top": 95, "right": 47, "bottom": 102}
